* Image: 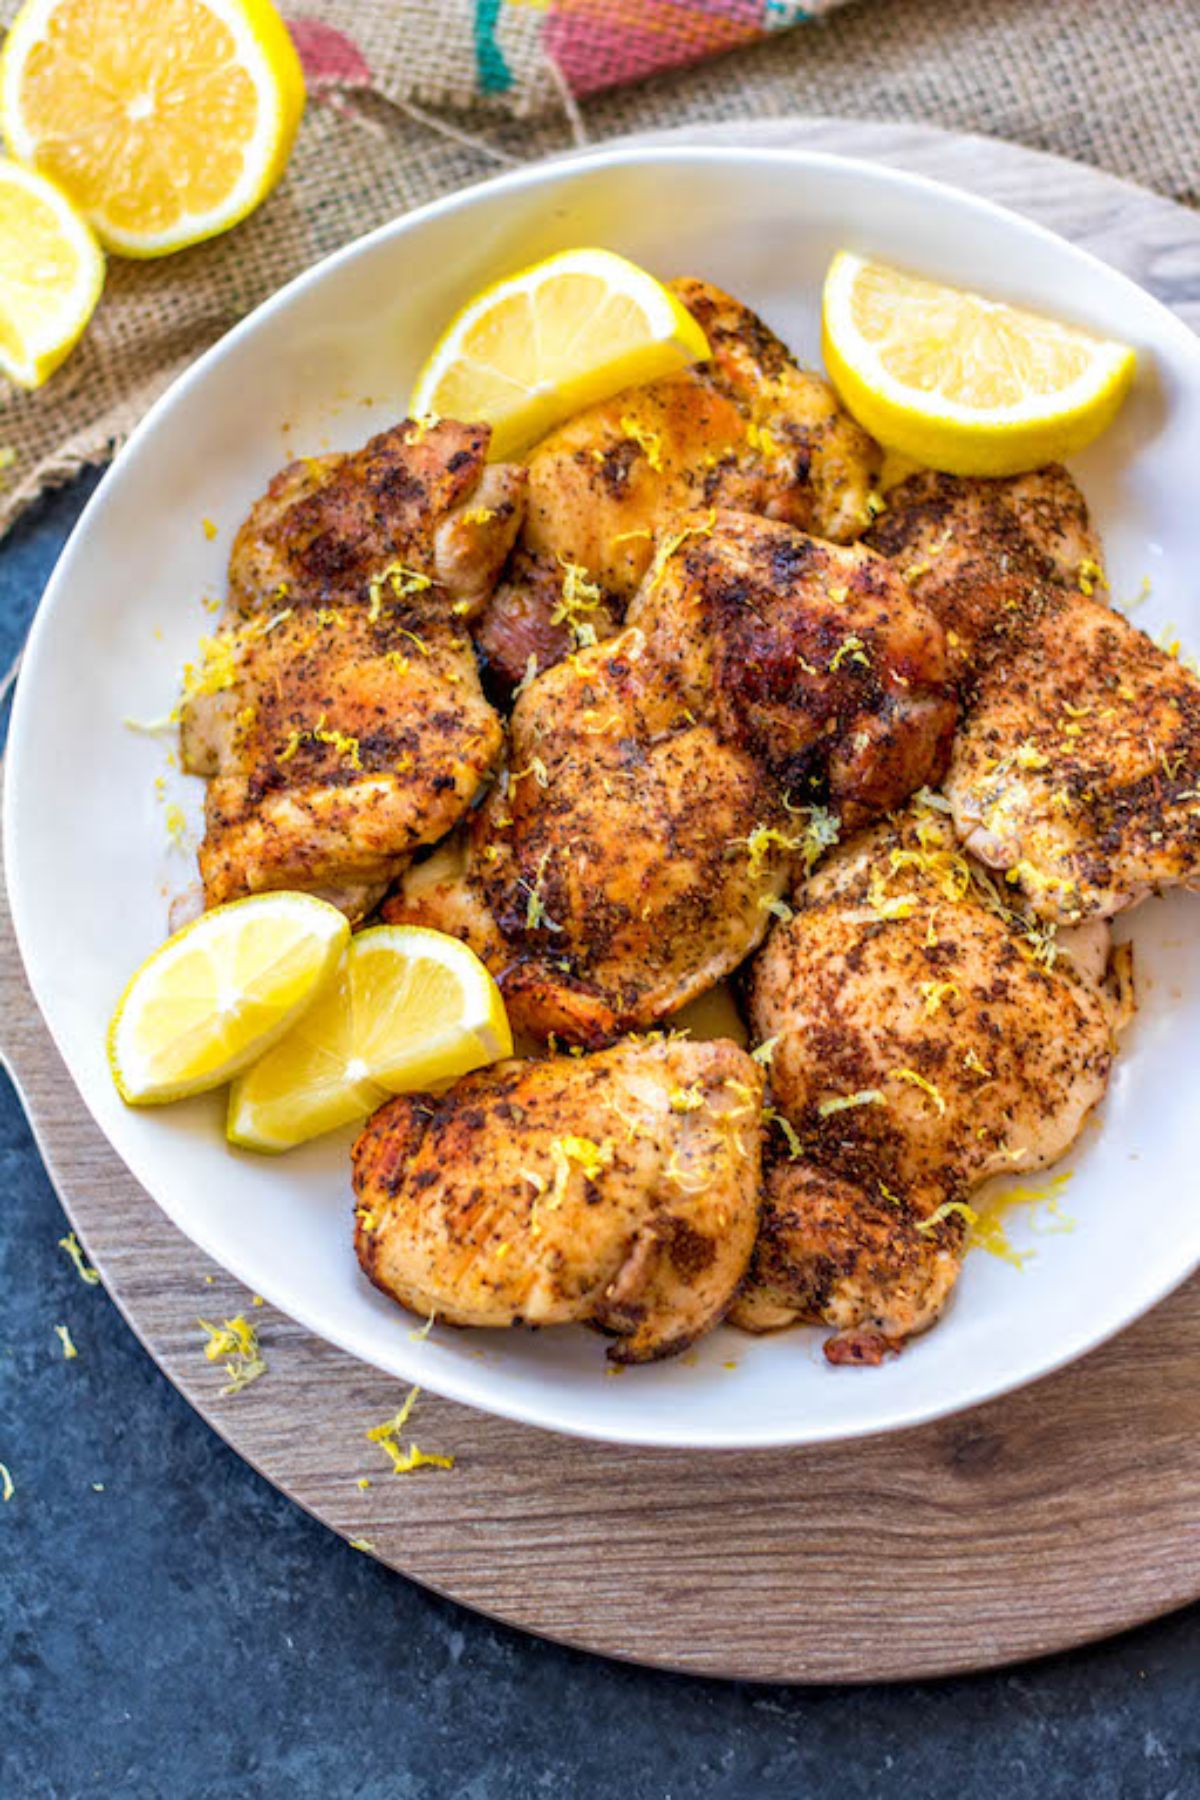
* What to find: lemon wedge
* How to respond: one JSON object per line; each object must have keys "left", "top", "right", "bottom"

{"left": 227, "top": 925, "right": 512, "bottom": 1153}
{"left": 409, "top": 247, "right": 711, "bottom": 460}
{"left": 822, "top": 250, "right": 1135, "bottom": 477}
{"left": 109, "top": 892, "right": 349, "bottom": 1106}
{"left": 0, "top": 157, "right": 104, "bottom": 388}
{"left": 0, "top": 0, "right": 305, "bottom": 258}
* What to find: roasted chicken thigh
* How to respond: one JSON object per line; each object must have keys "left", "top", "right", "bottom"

{"left": 872, "top": 466, "right": 1200, "bottom": 921}
{"left": 387, "top": 509, "right": 953, "bottom": 1042}
{"left": 353, "top": 1035, "right": 763, "bottom": 1363}
{"left": 476, "top": 277, "right": 882, "bottom": 687}
{"left": 181, "top": 420, "right": 524, "bottom": 916}
{"left": 733, "top": 801, "right": 1123, "bottom": 1361}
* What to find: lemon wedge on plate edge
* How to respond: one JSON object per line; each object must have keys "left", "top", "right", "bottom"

{"left": 109, "top": 892, "right": 349, "bottom": 1106}
{"left": 0, "top": 0, "right": 305, "bottom": 258}
{"left": 0, "top": 158, "right": 104, "bottom": 389}
{"left": 227, "top": 925, "right": 513, "bottom": 1153}
{"left": 409, "top": 247, "right": 711, "bottom": 460}
{"left": 822, "top": 250, "right": 1135, "bottom": 477}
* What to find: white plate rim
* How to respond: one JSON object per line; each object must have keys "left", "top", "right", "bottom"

{"left": 7, "top": 139, "right": 1200, "bottom": 1450}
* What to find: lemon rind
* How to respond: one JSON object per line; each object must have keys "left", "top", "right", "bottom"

{"left": 108, "top": 891, "right": 348, "bottom": 1106}
{"left": 0, "top": 0, "right": 305, "bottom": 259}
{"left": 822, "top": 250, "right": 1136, "bottom": 478}
{"left": 0, "top": 158, "right": 105, "bottom": 388}
{"left": 409, "top": 247, "right": 711, "bottom": 459}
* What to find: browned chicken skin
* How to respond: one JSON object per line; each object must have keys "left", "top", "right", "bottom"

{"left": 386, "top": 509, "right": 953, "bottom": 1043}
{"left": 476, "top": 277, "right": 882, "bottom": 688}
{"left": 626, "top": 509, "right": 956, "bottom": 825}
{"left": 389, "top": 620, "right": 794, "bottom": 1044}
{"left": 872, "top": 466, "right": 1200, "bottom": 921}
{"left": 865, "top": 463, "right": 1100, "bottom": 686}
{"left": 733, "top": 800, "right": 1123, "bottom": 1361}
{"left": 353, "top": 1035, "right": 763, "bottom": 1363}
{"left": 180, "top": 420, "right": 524, "bottom": 916}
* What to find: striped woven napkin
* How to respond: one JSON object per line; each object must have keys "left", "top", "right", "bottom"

{"left": 0, "top": 0, "right": 853, "bottom": 536}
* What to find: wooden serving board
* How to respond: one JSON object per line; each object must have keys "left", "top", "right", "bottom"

{"left": 6, "top": 120, "right": 1200, "bottom": 1684}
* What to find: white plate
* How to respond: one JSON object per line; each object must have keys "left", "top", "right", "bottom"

{"left": 8, "top": 145, "right": 1200, "bottom": 1450}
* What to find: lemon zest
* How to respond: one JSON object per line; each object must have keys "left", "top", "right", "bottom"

{"left": 0, "top": 1464, "right": 13, "bottom": 1502}
{"left": 890, "top": 1067, "right": 946, "bottom": 1114}
{"left": 550, "top": 1135, "right": 613, "bottom": 1188}
{"left": 646, "top": 509, "right": 717, "bottom": 591}
{"left": 403, "top": 412, "right": 440, "bottom": 445}
{"left": 312, "top": 717, "right": 362, "bottom": 770}
{"left": 918, "top": 980, "right": 960, "bottom": 1017}
{"left": 511, "top": 653, "right": 540, "bottom": 699}
{"left": 762, "top": 1106, "right": 803, "bottom": 1159}
{"left": 868, "top": 872, "right": 918, "bottom": 921}
{"left": 366, "top": 1385, "right": 454, "bottom": 1476}
{"left": 760, "top": 896, "right": 793, "bottom": 922}
{"left": 459, "top": 506, "right": 495, "bottom": 526}
{"left": 1076, "top": 557, "right": 1108, "bottom": 596}
{"left": 58, "top": 1231, "right": 100, "bottom": 1285}
{"left": 510, "top": 756, "right": 549, "bottom": 789}
{"left": 669, "top": 1083, "right": 705, "bottom": 1113}
{"left": 522, "top": 849, "right": 562, "bottom": 934}
{"left": 970, "top": 1173, "right": 1074, "bottom": 1267}
{"left": 783, "top": 801, "right": 840, "bottom": 872}
{"left": 619, "top": 414, "right": 664, "bottom": 470}
{"left": 916, "top": 1200, "right": 977, "bottom": 1234}
{"left": 552, "top": 557, "right": 604, "bottom": 636}
{"left": 828, "top": 633, "right": 870, "bottom": 672}
{"left": 180, "top": 633, "right": 238, "bottom": 700}
{"left": 730, "top": 823, "right": 802, "bottom": 879}
{"left": 745, "top": 420, "right": 778, "bottom": 458}
{"left": 54, "top": 1323, "right": 78, "bottom": 1360}
{"left": 348, "top": 1537, "right": 377, "bottom": 1552}
{"left": 819, "top": 1088, "right": 885, "bottom": 1117}
{"left": 123, "top": 714, "right": 177, "bottom": 735}
{"left": 750, "top": 1036, "right": 779, "bottom": 1066}
{"left": 963, "top": 1048, "right": 992, "bottom": 1078}
{"left": 1115, "top": 575, "right": 1152, "bottom": 613}
{"left": 198, "top": 1315, "right": 267, "bottom": 1395}
{"left": 367, "top": 562, "right": 432, "bottom": 625}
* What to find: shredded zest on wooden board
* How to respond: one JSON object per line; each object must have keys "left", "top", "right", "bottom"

{"left": 198, "top": 1315, "right": 267, "bottom": 1395}
{"left": 365, "top": 1386, "right": 454, "bottom": 1477}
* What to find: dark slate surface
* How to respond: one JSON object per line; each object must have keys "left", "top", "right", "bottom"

{"left": 2, "top": 475, "right": 1198, "bottom": 1800}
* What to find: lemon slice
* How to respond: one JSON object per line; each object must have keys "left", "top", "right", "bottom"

{"left": 822, "top": 250, "right": 1136, "bottom": 477}
{"left": 409, "top": 247, "right": 711, "bottom": 460}
{"left": 227, "top": 925, "right": 513, "bottom": 1153}
{"left": 0, "top": 0, "right": 305, "bottom": 258}
{"left": 0, "top": 157, "right": 104, "bottom": 388}
{"left": 109, "top": 892, "right": 349, "bottom": 1106}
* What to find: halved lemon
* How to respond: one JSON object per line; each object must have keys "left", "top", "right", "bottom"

{"left": 227, "top": 925, "right": 513, "bottom": 1153}
{"left": 0, "top": 156, "right": 104, "bottom": 387}
{"left": 0, "top": 0, "right": 305, "bottom": 258}
{"left": 109, "top": 892, "right": 349, "bottom": 1106}
{"left": 409, "top": 248, "right": 711, "bottom": 460}
{"left": 822, "top": 251, "right": 1136, "bottom": 477}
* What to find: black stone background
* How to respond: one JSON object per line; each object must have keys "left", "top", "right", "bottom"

{"left": 2, "top": 476, "right": 1197, "bottom": 1799}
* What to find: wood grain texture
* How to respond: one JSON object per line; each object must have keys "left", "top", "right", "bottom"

{"left": 5, "top": 120, "right": 1200, "bottom": 1684}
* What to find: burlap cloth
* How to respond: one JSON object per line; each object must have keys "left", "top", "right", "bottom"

{"left": 0, "top": 0, "right": 1197, "bottom": 540}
